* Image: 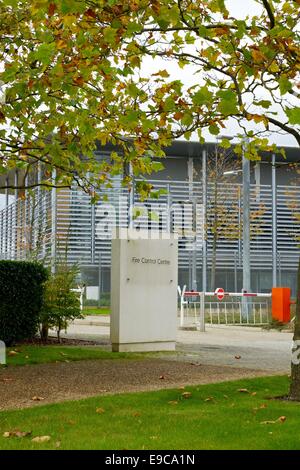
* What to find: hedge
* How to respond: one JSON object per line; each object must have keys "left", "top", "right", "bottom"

{"left": 0, "top": 260, "right": 48, "bottom": 345}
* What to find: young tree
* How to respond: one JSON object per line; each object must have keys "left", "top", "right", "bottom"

{"left": 206, "top": 146, "right": 240, "bottom": 291}
{"left": 40, "top": 263, "right": 82, "bottom": 342}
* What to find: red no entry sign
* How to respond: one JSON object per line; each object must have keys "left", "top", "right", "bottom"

{"left": 215, "top": 287, "right": 225, "bottom": 301}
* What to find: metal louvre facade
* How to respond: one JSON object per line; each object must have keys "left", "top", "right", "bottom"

{"left": 0, "top": 178, "right": 299, "bottom": 293}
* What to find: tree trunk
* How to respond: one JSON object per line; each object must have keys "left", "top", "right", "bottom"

{"left": 289, "top": 256, "right": 300, "bottom": 400}
{"left": 40, "top": 323, "right": 48, "bottom": 342}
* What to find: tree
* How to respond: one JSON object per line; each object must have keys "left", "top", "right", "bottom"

{"left": 40, "top": 263, "right": 82, "bottom": 342}
{"left": 1, "top": 0, "right": 299, "bottom": 197}
{"left": 1, "top": 1, "right": 300, "bottom": 397}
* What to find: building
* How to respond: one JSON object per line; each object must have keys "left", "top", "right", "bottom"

{"left": 0, "top": 140, "right": 299, "bottom": 297}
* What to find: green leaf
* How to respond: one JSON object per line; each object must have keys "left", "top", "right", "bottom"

{"left": 278, "top": 76, "right": 292, "bottom": 95}
{"left": 217, "top": 89, "right": 238, "bottom": 116}
{"left": 34, "top": 43, "right": 56, "bottom": 64}
{"left": 209, "top": 123, "right": 220, "bottom": 135}
{"left": 192, "top": 87, "right": 213, "bottom": 106}
{"left": 286, "top": 107, "right": 300, "bottom": 125}
{"left": 103, "top": 27, "right": 117, "bottom": 44}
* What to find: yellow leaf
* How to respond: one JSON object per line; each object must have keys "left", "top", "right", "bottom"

{"left": 8, "top": 350, "right": 18, "bottom": 356}
{"left": 152, "top": 70, "right": 170, "bottom": 78}
{"left": 32, "top": 435, "right": 51, "bottom": 443}
{"left": 269, "top": 62, "right": 280, "bottom": 73}
{"left": 251, "top": 49, "right": 266, "bottom": 62}
{"left": 57, "top": 40, "right": 67, "bottom": 50}
{"left": 96, "top": 407, "right": 105, "bottom": 414}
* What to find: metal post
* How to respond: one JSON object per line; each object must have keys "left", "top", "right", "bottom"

{"left": 128, "top": 164, "right": 134, "bottom": 230}
{"left": 98, "top": 252, "right": 102, "bottom": 308}
{"left": 5, "top": 175, "right": 9, "bottom": 207}
{"left": 166, "top": 183, "right": 172, "bottom": 233}
{"left": 188, "top": 157, "right": 197, "bottom": 291}
{"left": 272, "top": 153, "right": 277, "bottom": 287}
{"left": 278, "top": 251, "right": 282, "bottom": 286}
{"left": 200, "top": 148, "right": 207, "bottom": 332}
{"left": 91, "top": 200, "right": 95, "bottom": 264}
{"left": 51, "top": 170, "right": 57, "bottom": 274}
{"left": 242, "top": 148, "right": 251, "bottom": 319}
{"left": 234, "top": 250, "right": 238, "bottom": 292}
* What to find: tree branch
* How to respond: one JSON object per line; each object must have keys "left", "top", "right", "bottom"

{"left": 262, "top": 0, "right": 275, "bottom": 29}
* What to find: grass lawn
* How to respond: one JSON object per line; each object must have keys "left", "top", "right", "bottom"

{"left": 1, "top": 345, "right": 141, "bottom": 366}
{"left": 83, "top": 307, "right": 110, "bottom": 315}
{"left": 1, "top": 375, "right": 300, "bottom": 450}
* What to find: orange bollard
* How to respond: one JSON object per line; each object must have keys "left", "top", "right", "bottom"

{"left": 272, "top": 287, "right": 291, "bottom": 323}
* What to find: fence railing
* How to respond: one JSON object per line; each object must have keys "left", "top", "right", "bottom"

{"left": 179, "top": 288, "right": 272, "bottom": 327}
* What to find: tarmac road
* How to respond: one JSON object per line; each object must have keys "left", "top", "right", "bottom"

{"left": 58, "top": 317, "right": 293, "bottom": 374}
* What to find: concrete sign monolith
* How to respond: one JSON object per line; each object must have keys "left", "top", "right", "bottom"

{"left": 111, "top": 229, "right": 178, "bottom": 352}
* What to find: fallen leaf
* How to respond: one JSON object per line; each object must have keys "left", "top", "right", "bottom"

{"left": 181, "top": 392, "right": 192, "bottom": 399}
{"left": 253, "top": 403, "right": 268, "bottom": 412}
{"left": 31, "top": 396, "right": 45, "bottom": 401}
{"left": 96, "top": 407, "right": 105, "bottom": 414}
{"left": 32, "top": 435, "right": 51, "bottom": 443}
{"left": 235, "top": 355, "right": 241, "bottom": 359}
{"left": 150, "top": 436, "right": 158, "bottom": 440}
{"left": 237, "top": 388, "right": 250, "bottom": 393}
{"left": 55, "top": 441, "right": 61, "bottom": 448}
{"left": 159, "top": 375, "right": 165, "bottom": 380}
{"left": 3, "top": 430, "right": 31, "bottom": 438}
{"left": 1, "top": 377, "right": 13, "bottom": 383}
{"left": 278, "top": 416, "right": 286, "bottom": 423}
{"left": 8, "top": 351, "right": 18, "bottom": 356}
{"left": 168, "top": 400, "right": 178, "bottom": 405}
{"left": 260, "top": 416, "right": 286, "bottom": 425}
{"left": 251, "top": 392, "right": 257, "bottom": 396}
{"left": 132, "top": 412, "right": 141, "bottom": 417}
{"left": 204, "top": 396, "right": 214, "bottom": 402}
{"left": 59, "top": 352, "right": 68, "bottom": 357}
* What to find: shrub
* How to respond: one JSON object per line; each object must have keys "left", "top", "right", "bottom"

{"left": 83, "top": 292, "right": 110, "bottom": 307}
{"left": 0, "top": 260, "right": 48, "bottom": 345}
{"left": 40, "top": 264, "right": 82, "bottom": 342}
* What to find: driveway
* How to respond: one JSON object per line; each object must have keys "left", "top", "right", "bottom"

{"left": 60, "top": 317, "right": 293, "bottom": 373}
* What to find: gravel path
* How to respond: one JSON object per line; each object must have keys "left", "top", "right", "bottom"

{"left": 0, "top": 358, "right": 278, "bottom": 411}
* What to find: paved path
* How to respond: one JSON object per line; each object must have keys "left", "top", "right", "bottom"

{"left": 61, "top": 317, "right": 293, "bottom": 373}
